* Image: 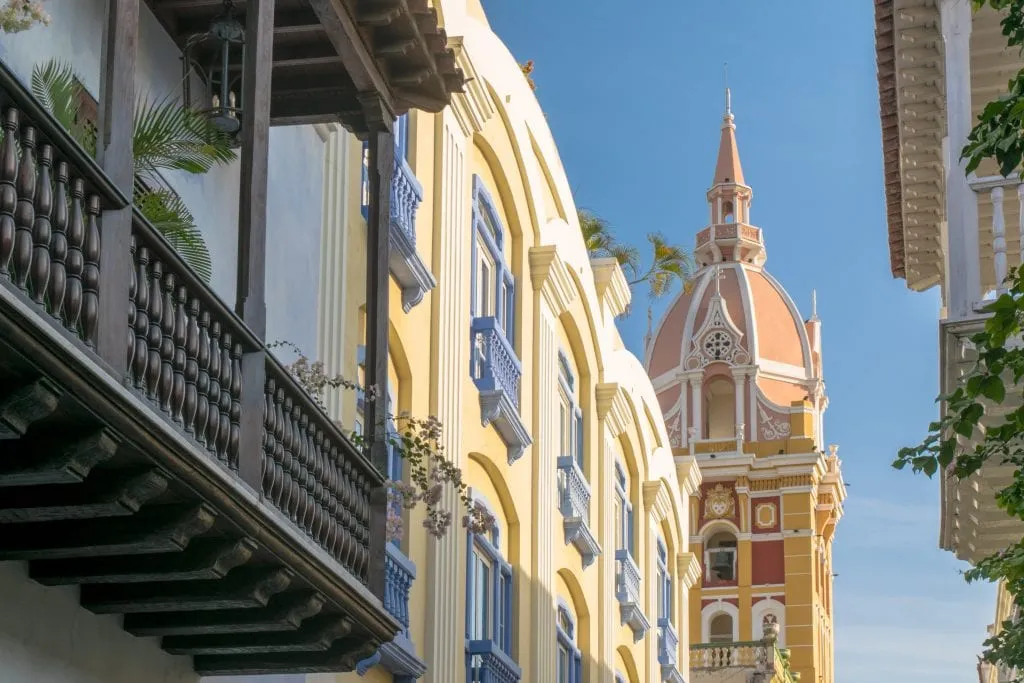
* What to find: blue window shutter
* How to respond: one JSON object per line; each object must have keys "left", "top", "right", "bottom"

{"left": 626, "top": 504, "right": 635, "bottom": 556}
{"left": 506, "top": 276, "right": 515, "bottom": 340}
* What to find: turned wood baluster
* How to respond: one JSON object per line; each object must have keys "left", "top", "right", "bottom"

{"left": 131, "top": 245, "right": 150, "bottom": 388}
{"left": 217, "top": 333, "right": 233, "bottom": 465}
{"left": 311, "top": 428, "right": 326, "bottom": 541}
{"left": 194, "top": 312, "right": 211, "bottom": 444}
{"left": 302, "top": 415, "right": 316, "bottom": 530}
{"left": 293, "top": 411, "right": 309, "bottom": 523}
{"left": 80, "top": 195, "right": 102, "bottom": 345}
{"left": 327, "top": 446, "right": 341, "bottom": 559}
{"left": 229, "top": 342, "right": 242, "bottom": 464}
{"left": 280, "top": 396, "right": 295, "bottom": 513}
{"left": 272, "top": 387, "right": 287, "bottom": 503}
{"left": 206, "top": 322, "right": 222, "bottom": 455}
{"left": 145, "top": 260, "right": 163, "bottom": 400}
{"left": 356, "top": 472, "right": 370, "bottom": 579}
{"left": 127, "top": 237, "right": 136, "bottom": 371}
{"left": 341, "top": 460, "right": 357, "bottom": 572}
{"left": 63, "top": 179, "right": 86, "bottom": 332}
{"left": 262, "top": 378, "right": 277, "bottom": 495}
{"left": 183, "top": 299, "right": 200, "bottom": 434}
{"left": 158, "top": 274, "right": 176, "bottom": 412}
{"left": 0, "top": 108, "right": 18, "bottom": 279}
{"left": 47, "top": 162, "right": 69, "bottom": 319}
{"left": 29, "top": 143, "right": 53, "bottom": 305}
{"left": 289, "top": 404, "right": 304, "bottom": 522}
{"left": 171, "top": 286, "right": 188, "bottom": 422}
{"left": 12, "top": 125, "right": 37, "bottom": 291}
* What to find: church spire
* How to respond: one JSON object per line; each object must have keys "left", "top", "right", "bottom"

{"left": 713, "top": 86, "right": 745, "bottom": 187}
{"left": 696, "top": 87, "right": 766, "bottom": 268}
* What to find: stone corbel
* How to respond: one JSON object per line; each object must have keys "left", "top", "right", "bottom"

{"left": 677, "top": 551, "right": 703, "bottom": 589}
{"left": 591, "top": 257, "right": 632, "bottom": 318}
{"left": 529, "top": 246, "right": 575, "bottom": 316}
{"left": 447, "top": 37, "right": 495, "bottom": 137}
{"left": 596, "top": 382, "right": 629, "bottom": 437}
{"left": 675, "top": 456, "right": 702, "bottom": 497}
{"left": 643, "top": 480, "right": 672, "bottom": 522}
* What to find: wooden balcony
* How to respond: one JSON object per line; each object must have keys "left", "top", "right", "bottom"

{"left": 0, "top": 57, "right": 399, "bottom": 675}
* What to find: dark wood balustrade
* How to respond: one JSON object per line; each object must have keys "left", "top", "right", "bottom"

{"left": 0, "top": 60, "right": 397, "bottom": 674}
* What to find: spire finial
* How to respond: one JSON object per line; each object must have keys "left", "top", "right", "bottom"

{"left": 811, "top": 289, "right": 819, "bottom": 321}
{"left": 713, "top": 264, "right": 725, "bottom": 297}
{"left": 644, "top": 305, "right": 654, "bottom": 353}
{"left": 724, "top": 62, "right": 731, "bottom": 117}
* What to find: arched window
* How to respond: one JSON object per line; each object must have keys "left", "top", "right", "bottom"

{"left": 709, "top": 613, "right": 734, "bottom": 643}
{"left": 613, "top": 461, "right": 634, "bottom": 557}
{"left": 722, "top": 200, "right": 735, "bottom": 223}
{"left": 656, "top": 538, "right": 673, "bottom": 625}
{"left": 466, "top": 497, "right": 514, "bottom": 678}
{"left": 557, "top": 351, "right": 584, "bottom": 469}
{"left": 704, "top": 376, "right": 735, "bottom": 439}
{"left": 705, "top": 530, "right": 738, "bottom": 584}
{"left": 556, "top": 603, "right": 582, "bottom": 683}
{"left": 471, "top": 176, "right": 515, "bottom": 339}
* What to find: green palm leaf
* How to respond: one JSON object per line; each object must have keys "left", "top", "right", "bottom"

{"left": 135, "top": 189, "right": 213, "bottom": 283}
{"left": 133, "top": 94, "right": 236, "bottom": 180}
{"left": 577, "top": 208, "right": 640, "bottom": 278}
{"left": 30, "top": 59, "right": 96, "bottom": 155}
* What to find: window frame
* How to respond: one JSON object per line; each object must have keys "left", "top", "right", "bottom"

{"left": 657, "top": 538, "right": 673, "bottom": 625}
{"left": 614, "top": 461, "right": 634, "bottom": 557}
{"left": 557, "top": 351, "right": 585, "bottom": 472}
{"left": 470, "top": 176, "right": 515, "bottom": 339}
{"left": 555, "top": 603, "right": 582, "bottom": 683}
{"left": 465, "top": 501, "right": 514, "bottom": 657}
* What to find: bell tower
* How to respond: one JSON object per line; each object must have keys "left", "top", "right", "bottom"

{"left": 645, "top": 93, "right": 846, "bottom": 683}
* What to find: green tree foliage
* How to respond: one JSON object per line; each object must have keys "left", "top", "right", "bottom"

{"left": 31, "top": 59, "right": 236, "bottom": 282}
{"left": 577, "top": 208, "right": 695, "bottom": 302}
{"left": 896, "top": 3, "right": 1024, "bottom": 677}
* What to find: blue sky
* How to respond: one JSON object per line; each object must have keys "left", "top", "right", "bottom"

{"left": 482, "top": 0, "right": 996, "bottom": 680}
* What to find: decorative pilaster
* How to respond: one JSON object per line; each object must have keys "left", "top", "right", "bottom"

{"left": 731, "top": 366, "right": 751, "bottom": 441}
{"left": 940, "top": 0, "right": 981, "bottom": 318}
{"left": 597, "top": 383, "right": 628, "bottom": 681}
{"left": 422, "top": 107, "right": 471, "bottom": 683}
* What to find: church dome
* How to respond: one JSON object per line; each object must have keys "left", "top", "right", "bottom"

{"left": 644, "top": 94, "right": 826, "bottom": 450}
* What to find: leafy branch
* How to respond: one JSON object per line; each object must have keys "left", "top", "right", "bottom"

{"left": 268, "top": 341, "right": 496, "bottom": 543}
{"left": 578, "top": 208, "right": 695, "bottom": 301}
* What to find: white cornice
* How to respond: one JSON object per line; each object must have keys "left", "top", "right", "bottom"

{"left": 447, "top": 36, "right": 495, "bottom": 137}
{"left": 590, "top": 257, "right": 632, "bottom": 319}
{"left": 529, "top": 246, "right": 575, "bottom": 316}
{"left": 674, "top": 455, "right": 702, "bottom": 496}
{"left": 596, "top": 382, "right": 630, "bottom": 437}
{"left": 643, "top": 480, "right": 672, "bottom": 522}
{"left": 677, "top": 551, "right": 703, "bottom": 589}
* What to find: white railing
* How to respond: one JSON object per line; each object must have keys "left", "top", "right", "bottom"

{"left": 968, "top": 174, "right": 1023, "bottom": 309}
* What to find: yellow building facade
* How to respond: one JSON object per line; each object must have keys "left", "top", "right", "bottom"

{"left": 309, "top": 1, "right": 700, "bottom": 682}
{"left": 644, "top": 99, "right": 846, "bottom": 683}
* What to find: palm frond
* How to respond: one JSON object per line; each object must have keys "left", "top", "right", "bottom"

{"left": 645, "top": 232, "right": 697, "bottom": 300}
{"left": 136, "top": 188, "right": 213, "bottom": 283}
{"left": 607, "top": 242, "right": 641, "bottom": 279}
{"left": 31, "top": 59, "right": 95, "bottom": 155}
{"left": 133, "top": 94, "right": 237, "bottom": 179}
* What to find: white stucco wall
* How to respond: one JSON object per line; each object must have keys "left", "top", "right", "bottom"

{"left": 0, "top": 562, "right": 196, "bottom": 683}
{"left": 0, "top": 0, "right": 323, "bottom": 358}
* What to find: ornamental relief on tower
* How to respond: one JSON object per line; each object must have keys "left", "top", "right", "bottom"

{"left": 704, "top": 483, "right": 736, "bottom": 520}
{"left": 757, "top": 396, "right": 791, "bottom": 441}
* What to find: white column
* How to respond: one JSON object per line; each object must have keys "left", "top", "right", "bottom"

{"left": 531, "top": 304, "right": 559, "bottom": 682}
{"left": 689, "top": 371, "right": 703, "bottom": 441}
{"left": 600, "top": 431, "right": 617, "bottom": 683}
{"left": 676, "top": 369, "right": 690, "bottom": 447}
{"left": 314, "top": 124, "right": 350, "bottom": 422}
{"left": 940, "top": 0, "right": 981, "bottom": 319}
{"left": 423, "top": 112, "right": 469, "bottom": 683}
{"left": 731, "top": 367, "right": 747, "bottom": 440}
{"left": 992, "top": 186, "right": 1007, "bottom": 290}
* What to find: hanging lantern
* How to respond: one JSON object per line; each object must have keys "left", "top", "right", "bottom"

{"left": 182, "top": 0, "right": 245, "bottom": 140}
